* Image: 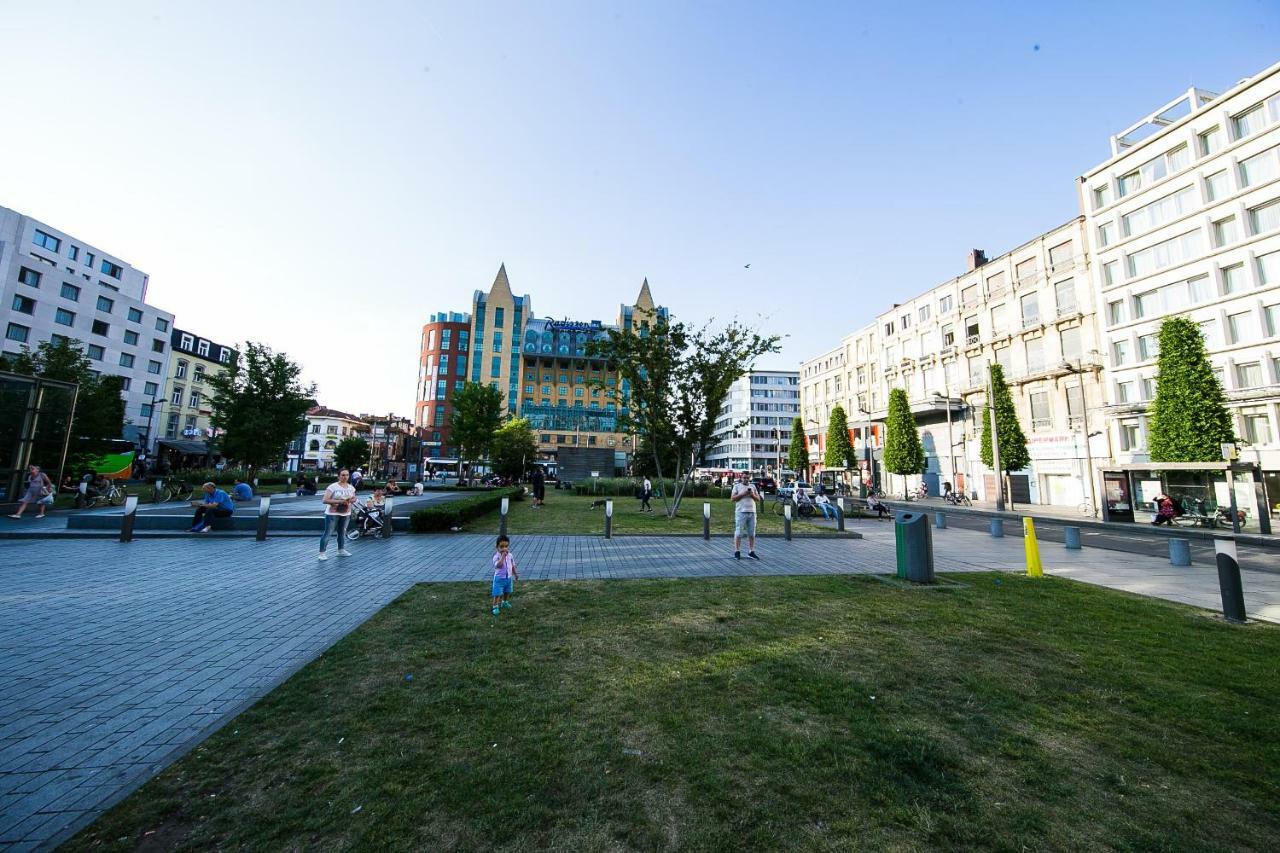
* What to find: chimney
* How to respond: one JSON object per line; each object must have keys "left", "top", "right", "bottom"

{"left": 967, "top": 249, "right": 988, "bottom": 271}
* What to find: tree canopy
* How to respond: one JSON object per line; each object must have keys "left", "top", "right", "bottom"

{"left": 449, "top": 382, "right": 504, "bottom": 470}
{"left": 206, "top": 341, "right": 315, "bottom": 470}
{"left": 1147, "top": 316, "right": 1235, "bottom": 461}
{"left": 490, "top": 417, "right": 538, "bottom": 480}
{"left": 333, "top": 435, "right": 369, "bottom": 471}
{"left": 824, "top": 406, "right": 854, "bottom": 471}
{"left": 883, "top": 388, "right": 924, "bottom": 497}
{"left": 980, "top": 363, "right": 1030, "bottom": 473}
{"left": 786, "top": 416, "right": 809, "bottom": 476}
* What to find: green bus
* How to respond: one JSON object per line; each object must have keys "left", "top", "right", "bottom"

{"left": 84, "top": 439, "right": 136, "bottom": 480}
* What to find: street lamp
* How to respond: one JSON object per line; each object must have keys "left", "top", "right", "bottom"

{"left": 1061, "top": 353, "right": 1101, "bottom": 517}
{"left": 931, "top": 391, "right": 958, "bottom": 494}
{"left": 854, "top": 407, "right": 874, "bottom": 499}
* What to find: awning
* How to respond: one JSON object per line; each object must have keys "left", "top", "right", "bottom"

{"left": 157, "top": 439, "right": 211, "bottom": 455}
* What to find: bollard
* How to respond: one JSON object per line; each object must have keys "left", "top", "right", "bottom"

{"left": 605, "top": 500, "right": 613, "bottom": 539}
{"left": 1063, "top": 526, "right": 1082, "bottom": 549}
{"left": 500, "top": 497, "right": 509, "bottom": 537}
{"left": 256, "top": 496, "right": 271, "bottom": 541}
{"left": 1169, "top": 538, "right": 1191, "bottom": 566}
{"left": 990, "top": 518, "right": 1004, "bottom": 538}
{"left": 784, "top": 503, "right": 792, "bottom": 541}
{"left": 836, "top": 502, "right": 845, "bottom": 532}
{"left": 934, "top": 511, "right": 947, "bottom": 529}
{"left": 1213, "top": 537, "right": 1247, "bottom": 623}
{"left": 1023, "top": 517, "right": 1043, "bottom": 577}
{"left": 702, "top": 502, "right": 711, "bottom": 540}
{"left": 119, "top": 496, "right": 139, "bottom": 542}
{"left": 384, "top": 496, "right": 394, "bottom": 538}
{"left": 253, "top": 477, "right": 259, "bottom": 489}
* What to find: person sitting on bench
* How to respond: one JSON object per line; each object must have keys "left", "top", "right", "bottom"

{"left": 866, "top": 494, "right": 891, "bottom": 519}
{"left": 190, "top": 482, "right": 235, "bottom": 533}
{"left": 232, "top": 478, "right": 254, "bottom": 501}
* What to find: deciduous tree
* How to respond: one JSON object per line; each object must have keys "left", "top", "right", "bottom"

{"left": 333, "top": 436, "right": 370, "bottom": 471}
{"left": 206, "top": 342, "right": 315, "bottom": 471}
{"left": 449, "top": 382, "right": 504, "bottom": 477}
{"left": 490, "top": 417, "right": 539, "bottom": 481}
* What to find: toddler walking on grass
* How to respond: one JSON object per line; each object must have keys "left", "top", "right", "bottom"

{"left": 490, "top": 534, "right": 519, "bottom": 615}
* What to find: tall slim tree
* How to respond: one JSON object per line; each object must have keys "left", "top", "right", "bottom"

{"left": 824, "top": 405, "right": 854, "bottom": 485}
{"left": 980, "top": 363, "right": 1030, "bottom": 505}
{"left": 883, "top": 388, "right": 925, "bottom": 499}
{"left": 206, "top": 342, "right": 315, "bottom": 471}
{"left": 1147, "top": 316, "right": 1235, "bottom": 461}
{"left": 786, "top": 416, "right": 809, "bottom": 478}
{"left": 449, "top": 382, "right": 504, "bottom": 477}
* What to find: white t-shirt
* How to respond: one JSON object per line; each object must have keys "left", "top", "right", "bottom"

{"left": 324, "top": 482, "right": 357, "bottom": 516}
{"left": 731, "top": 482, "right": 759, "bottom": 514}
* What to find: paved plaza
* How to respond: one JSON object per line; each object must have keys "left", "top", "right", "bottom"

{"left": 2, "top": 523, "right": 1278, "bottom": 849}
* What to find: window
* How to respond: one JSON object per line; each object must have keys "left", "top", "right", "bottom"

{"left": 1102, "top": 260, "right": 1119, "bottom": 287}
{"left": 68, "top": 245, "right": 79, "bottom": 261}
{"left": 119, "top": 377, "right": 131, "bottom": 391}
{"left": 193, "top": 365, "right": 205, "bottom": 383}
{"left": 491, "top": 356, "right": 501, "bottom": 378}
{"left": 1020, "top": 293, "right": 1039, "bottom": 328}
{"left": 1222, "top": 263, "right": 1246, "bottom": 295}
{"left": 961, "top": 284, "right": 980, "bottom": 306}
{"left": 1060, "top": 327, "right": 1082, "bottom": 360}
{"left": 1272, "top": 94, "right": 1280, "bottom": 123}
{"left": 1168, "top": 145, "right": 1190, "bottom": 173}
{"left": 1112, "top": 339, "right": 1131, "bottom": 366}
{"left": 1239, "top": 147, "right": 1279, "bottom": 187}
{"left": 1121, "top": 186, "right": 1195, "bottom": 236}
{"left": 1098, "top": 221, "right": 1115, "bottom": 247}
{"left": 11, "top": 295, "right": 35, "bottom": 314}
{"left": 1118, "top": 171, "right": 1141, "bottom": 197}
{"left": 99, "top": 260, "right": 123, "bottom": 278}
{"left": 1213, "top": 216, "right": 1240, "bottom": 247}
{"left": 96, "top": 295, "right": 114, "bottom": 313}
{"left": 32, "top": 230, "right": 61, "bottom": 252}
{"left": 55, "top": 308, "right": 75, "bottom": 326}
{"left": 150, "top": 339, "right": 164, "bottom": 353}
{"left": 1228, "top": 311, "right": 1257, "bottom": 343}
{"left": 883, "top": 321, "right": 895, "bottom": 336}
{"left": 1127, "top": 231, "right": 1204, "bottom": 278}
{"left": 1141, "top": 377, "right": 1156, "bottom": 400}
{"left": 1205, "top": 170, "right": 1229, "bottom": 202}
{"left": 86, "top": 344, "right": 104, "bottom": 361}
{"left": 179, "top": 333, "right": 194, "bottom": 350}
{"left": 990, "top": 305, "right": 1007, "bottom": 335}
{"left": 91, "top": 320, "right": 109, "bottom": 336}
{"left": 941, "top": 324, "right": 954, "bottom": 347}
{"left": 1249, "top": 199, "right": 1280, "bottom": 235}
{"left": 1048, "top": 241, "right": 1073, "bottom": 269}
{"left": 118, "top": 353, "right": 134, "bottom": 368}
{"left": 1199, "top": 126, "right": 1223, "bottom": 157}
{"left": 1116, "top": 381, "right": 1134, "bottom": 403}
{"left": 147, "top": 360, "right": 162, "bottom": 375}
{"left": 492, "top": 331, "right": 503, "bottom": 353}
{"left": 1054, "top": 280, "right": 1076, "bottom": 315}
{"left": 1235, "top": 362, "right": 1263, "bottom": 389}
{"left": 196, "top": 339, "right": 209, "bottom": 357}
{"left": 1232, "top": 105, "right": 1266, "bottom": 140}
{"left": 5, "top": 323, "right": 30, "bottom": 343}
{"left": 1243, "top": 409, "right": 1273, "bottom": 445}
{"left": 1137, "top": 333, "right": 1159, "bottom": 361}
{"left": 1119, "top": 419, "right": 1142, "bottom": 451}
{"left": 493, "top": 307, "right": 505, "bottom": 327}
{"left": 938, "top": 295, "right": 953, "bottom": 314}
{"left": 1199, "top": 320, "right": 1218, "bottom": 348}
{"left": 60, "top": 282, "right": 80, "bottom": 301}
{"left": 83, "top": 252, "right": 94, "bottom": 267}
{"left": 155, "top": 318, "right": 169, "bottom": 332}
{"left": 1107, "top": 299, "right": 1127, "bottom": 325}
{"left": 140, "top": 381, "right": 157, "bottom": 397}
{"left": 218, "top": 349, "right": 230, "bottom": 364}
{"left": 1025, "top": 338, "right": 1044, "bottom": 373}
{"left": 140, "top": 403, "right": 153, "bottom": 419}
{"left": 964, "top": 316, "right": 980, "bottom": 344}
{"left": 1260, "top": 251, "right": 1280, "bottom": 286}
{"left": 326, "top": 425, "right": 338, "bottom": 434}
{"left": 18, "top": 267, "right": 41, "bottom": 287}
{"left": 125, "top": 307, "right": 142, "bottom": 324}
{"left": 171, "top": 387, "right": 184, "bottom": 406}
{"left": 189, "top": 391, "right": 201, "bottom": 408}
{"left": 917, "top": 304, "right": 931, "bottom": 322}
{"left": 175, "top": 359, "right": 188, "bottom": 379}
{"left": 1267, "top": 304, "right": 1280, "bottom": 336}
{"left": 1092, "top": 183, "right": 1112, "bottom": 209}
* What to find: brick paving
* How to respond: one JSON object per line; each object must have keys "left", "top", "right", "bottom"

{"left": 1, "top": 524, "right": 1278, "bottom": 850}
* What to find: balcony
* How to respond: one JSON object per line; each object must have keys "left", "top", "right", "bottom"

{"left": 1021, "top": 313, "right": 1040, "bottom": 329}
{"left": 1056, "top": 303, "right": 1078, "bottom": 318}
{"left": 965, "top": 334, "right": 981, "bottom": 346}
{"left": 1031, "top": 418, "right": 1052, "bottom": 432}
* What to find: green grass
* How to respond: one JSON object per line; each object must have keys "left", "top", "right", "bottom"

{"left": 466, "top": 493, "right": 842, "bottom": 536}
{"left": 68, "top": 575, "right": 1280, "bottom": 851}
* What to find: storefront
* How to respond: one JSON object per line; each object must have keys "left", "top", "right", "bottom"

{"left": 0, "top": 371, "right": 77, "bottom": 504}
{"left": 1099, "top": 463, "right": 1271, "bottom": 533}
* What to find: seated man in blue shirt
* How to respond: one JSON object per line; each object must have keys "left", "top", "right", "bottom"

{"left": 232, "top": 478, "right": 254, "bottom": 501}
{"left": 190, "top": 482, "right": 235, "bottom": 533}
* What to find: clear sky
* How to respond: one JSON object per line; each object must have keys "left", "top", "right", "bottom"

{"left": 2, "top": 1, "right": 1276, "bottom": 415}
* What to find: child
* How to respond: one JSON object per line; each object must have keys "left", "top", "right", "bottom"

{"left": 490, "top": 534, "right": 519, "bottom": 615}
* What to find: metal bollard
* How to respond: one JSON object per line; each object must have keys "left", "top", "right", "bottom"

{"left": 119, "top": 496, "right": 139, "bottom": 542}
{"left": 836, "top": 502, "right": 845, "bottom": 532}
{"left": 1213, "top": 537, "right": 1247, "bottom": 623}
{"left": 1169, "top": 538, "right": 1191, "bottom": 566}
{"left": 1063, "top": 526, "right": 1081, "bottom": 549}
{"left": 990, "top": 518, "right": 1004, "bottom": 538}
{"left": 384, "top": 496, "right": 394, "bottom": 538}
{"left": 253, "top": 477, "right": 260, "bottom": 489}
{"left": 703, "top": 502, "right": 710, "bottom": 540}
{"left": 500, "top": 497, "right": 509, "bottom": 537}
{"left": 605, "top": 500, "right": 613, "bottom": 539}
{"left": 934, "top": 511, "right": 947, "bottom": 529}
{"left": 1023, "top": 517, "right": 1043, "bottom": 578}
{"left": 784, "top": 503, "right": 792, "bottom": 541}
{"left": 256, "top": 496, "right": 271, "bottom": 541}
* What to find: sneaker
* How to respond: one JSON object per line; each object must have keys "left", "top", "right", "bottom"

{"left": 337, "top": 549, "right": 352, "bottom": 557}
{"left": 748, "top": 551, "right": 760, "bottom": 560}
{"left": 318, "top": 552, "right": 328, "bottom": 561}
{"left": 492, "top": 606, "right": 501, "bottom": 616}
{"left": 501, "top": 601, "right": 511, "bottom": 609}
{"left": 734, "top": 551, "right": 741, "bottom": 560}
{"left": 199, "top": 526, "right": 212, "bottom": 534}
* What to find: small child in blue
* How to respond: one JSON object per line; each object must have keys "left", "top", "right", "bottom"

{"left": 490, "top": 534, "right": 519, "bottom": 615}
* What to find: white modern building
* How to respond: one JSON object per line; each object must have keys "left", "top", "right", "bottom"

{"left": 1079, "top": 61, "right": 1280, "bottom": 499}
{"left": 299, "top": 406, "right": 370, "bottom": 471}
{"left": 1, "top": 206, "right": 175, "bottom": 446}
{"left": 707, "top": 370, "right": 800, "bottom": 474}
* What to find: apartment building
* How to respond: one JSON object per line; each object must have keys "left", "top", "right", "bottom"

{"left": 155, "top": 329, "right": 236, "bottom": 456}
{"left": 1079, "top": 62, "right": 1280, "bottom": 495}
{"left": 0, "top": 206, "right": 175, "bottom": 446}
{"left": 300, "top": 406, "right": 370, "bottom": 471}
{"left": 706, "top": 370, "right": 800, "bottom": 474}
{"left": 799, "top": 342, "right": 854, "bottom": 475}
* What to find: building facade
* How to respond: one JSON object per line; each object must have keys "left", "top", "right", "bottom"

{"left": 1, "top": 206, "right": 175, "bottom": 446}
{"left": 416, "top": 311, "right": 471, "bottom": 460}
{"left": 707, "top": 370, "right": 800, "bottom": 474}
{"left": 300, "top": 406, "right": 370, "bottom": 471}
{"left": 156, "top": 328, "right": 236, "bottom": 456}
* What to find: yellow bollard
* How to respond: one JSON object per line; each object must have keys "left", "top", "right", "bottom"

{"left": 1024, "top": 517, "right": 1043, "bottom": 578}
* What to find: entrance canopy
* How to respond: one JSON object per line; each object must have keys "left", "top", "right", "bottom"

{"left": 157, "top": 439, "right": 211, "bottom": 455}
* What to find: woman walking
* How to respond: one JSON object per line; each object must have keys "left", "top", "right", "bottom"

{"left": 9, "top": 464, "right": 54, "bottom": 519}
{"left": 319, "top": 468, "right": 357, "bottom": 560}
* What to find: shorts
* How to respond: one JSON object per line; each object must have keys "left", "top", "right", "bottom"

{"left": 735, "top": 512, "right": 757, "bottom": 537}
{"left": 491, "top": 575, "right": 514, "bottom": 597}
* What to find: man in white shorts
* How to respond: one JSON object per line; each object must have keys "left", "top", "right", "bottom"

{"left": 730, "top": 471, "right": 761, "bottom": 560}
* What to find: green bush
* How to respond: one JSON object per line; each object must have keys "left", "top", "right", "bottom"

{"left": 568, "top": 477, "right": 732, "bottom": 499}
{"left": 409, "top": 487, "right": 523, "bottom": 533}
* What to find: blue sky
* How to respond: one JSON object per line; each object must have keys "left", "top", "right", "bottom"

{"left": 1, "top": 1, "right": 1277, "bottom": 413}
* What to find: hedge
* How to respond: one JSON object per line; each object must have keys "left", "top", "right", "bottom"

{"left": 570, "top": 477, "right": 733, "bottom": 499}
{"left": 409, "top": 487, "right": 523, "bottom": 533}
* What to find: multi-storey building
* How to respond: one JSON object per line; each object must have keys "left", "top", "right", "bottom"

{"left": 707, "top": 370, "right": 800, "bottom": 474}
{"left": 0, "top": 206, "right": 175, "bottom": 446}
{"left": 1079, "top": 62, "right": 1280, "bottom": 499}
{"left": 799, "top": 343, "right": 853, "bottom": 476}
{"left": 300, "top": 406, "right": 369, "bottom": 471}
{"left": 416, "top": 311, "right": 471, "bottom": 460}
{"left": 156, "top": 328, "right": 235, "bottom": 456}
{"left": 359, "top": 413, "right": 415, "bottom": 479}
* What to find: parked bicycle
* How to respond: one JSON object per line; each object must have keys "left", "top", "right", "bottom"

{"left": 151, "top": 478, "right": 195, "bottom": 503}
{"left": 78, "top": 482, "right": 128, "bottom": 508}
{"left": 771, "top": 495, "right": 816, "bottom": 518}
{"left": 1078, "top": 501, "right": 1095, "bottom": 516}
{"left": 944, "top": 491, "right": 972, "bottom": 507}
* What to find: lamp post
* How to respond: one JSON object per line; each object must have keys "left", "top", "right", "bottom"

{"left": 855, "top": 407, "right": 873, "bottom": 499}
{"left": 932, "top": 389, "right": 956, "bottom": 492}
{"left": 1061, "top": 353, "right": 1100, "bottom": 517}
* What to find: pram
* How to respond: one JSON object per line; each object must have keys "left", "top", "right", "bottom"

{"left": 347, "top": 500, "right": 387, "bottom": 540}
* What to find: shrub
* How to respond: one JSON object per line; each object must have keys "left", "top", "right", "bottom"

{"left": 569, "top": 477, "right": 732, "bottom": 499}
{"left": 409, "top": 487, "right": 522, "bottom": 533}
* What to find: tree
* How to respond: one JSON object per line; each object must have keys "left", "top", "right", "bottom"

{"left": 0, "top": 338, "right": 127, "bottom": 473}
{"left": 588, "top": 318, "right": 780, "bottom": 517}
{"left": 883, "top": 388, "right": 925, "bottom": 499}
{"left": 333, "top": 436, "right": 369, "bottom": 471}
{"left": 450, "top": 382, "right": 503, "bottom": 476}
{"left": 980, "top": 363, "right": 1030, "bottom": 505}
{"left": 786, "top": 416, "right": 809, "bottom": 478}
{"left": 1148, "top": 316, "right": 1235, "bottom": 461}
{"left": 824, "top": 406, "right": 854, "bottom": 483}
{"left": 206, "top": 341, "right": 315, "bottom": 471}
{"left": 490, "top": 417, "right": 538, "bottom": 481}
{"left": 632, "top": 430, "right": 680, "bottom": 478}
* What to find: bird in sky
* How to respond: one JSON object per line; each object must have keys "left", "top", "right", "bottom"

{"left": 744, "top": 264, "right": 751, "bottom": 269}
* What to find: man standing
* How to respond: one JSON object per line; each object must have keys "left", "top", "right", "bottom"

{"left": 530, "top": 465, "right": 546, "bottom": 508}
{"left": 730, "top": 471, "right": 761, "bottom": 560}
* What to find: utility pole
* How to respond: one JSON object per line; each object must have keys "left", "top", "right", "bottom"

{"left": 1075, "top": 358, "right": 1098, "bottom": 516}
{"left": 987, "top": 364, "right": 1004, "bottom": 512}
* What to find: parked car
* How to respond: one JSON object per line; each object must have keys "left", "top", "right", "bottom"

{"left": 751, "top": 476, "right": 778, "bottom": 495}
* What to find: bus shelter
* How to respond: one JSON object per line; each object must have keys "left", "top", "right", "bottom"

{"left": 0, "top": 370, "right": 78, "bottom": 503}
{"left": 1099, "top": 462, "right": 1271, "bottom": 534}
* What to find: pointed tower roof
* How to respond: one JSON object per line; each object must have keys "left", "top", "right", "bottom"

{"left": 635, "top": 278, "right": 655, "bottom": 311}
{"left": 490, "top": 263, "right": 514, "bottom": 300}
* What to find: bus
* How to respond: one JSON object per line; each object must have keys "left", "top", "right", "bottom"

{"left": 83, "top": 440, "right": 136, "bottom": 480}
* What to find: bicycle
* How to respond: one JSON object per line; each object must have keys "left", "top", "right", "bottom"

{"left": 944, "top": 492, "right": 972, "bottom": 508}
{"left": 151, "top": 478, "right": 195, "bottom": 503}
{"left": 771, "top": 496, "right": 815, "bottom": 518}
{"left": 78, "top": 482, "right": 128, "bottom": 508}
{"left": 1078, "top": 501, "right": 1095, "bottom": 517}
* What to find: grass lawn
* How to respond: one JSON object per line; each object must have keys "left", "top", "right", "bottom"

{"left": 467, "top": 493, "right": 842, "bottom": 536}
{"left": 69, "top": 575, "right": 1280, "bottom": 851}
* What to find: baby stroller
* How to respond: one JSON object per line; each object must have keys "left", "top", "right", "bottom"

{"left": 347, "top": 501, "right": 387, "bottom": 540}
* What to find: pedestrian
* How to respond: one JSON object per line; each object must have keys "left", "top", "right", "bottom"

{"left": 231, "top": 478, "right": 254, "bottom": 501}
{"left": 730, "top": 471, "right": 761, "bottom": 560}
{"left": 490, "top": 533, "right": 519, "bottom": 615}
{"left": 1152, "top": 493, "right": 1177, "bottom": 526}
{"left": 9, "top": 464, "right": 54, "bottom": 519}
{"left": 531, "top": 466, "right": 546, "bottom": 508}
{"left": 351, "top": 468, "right": 364, "bottom": 490}
{"left": 189, "top": 482, "right": 235, "bottom": 532}
{"left": 866, "top": 493, "right": 891, "bottom": 519}
{"left": 319, "top": 469, "right": 357, "bottom": 560}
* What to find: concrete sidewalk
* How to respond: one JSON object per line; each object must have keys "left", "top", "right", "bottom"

{"left": 1, "top": 526, "right": 1276, "bottom": 849}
